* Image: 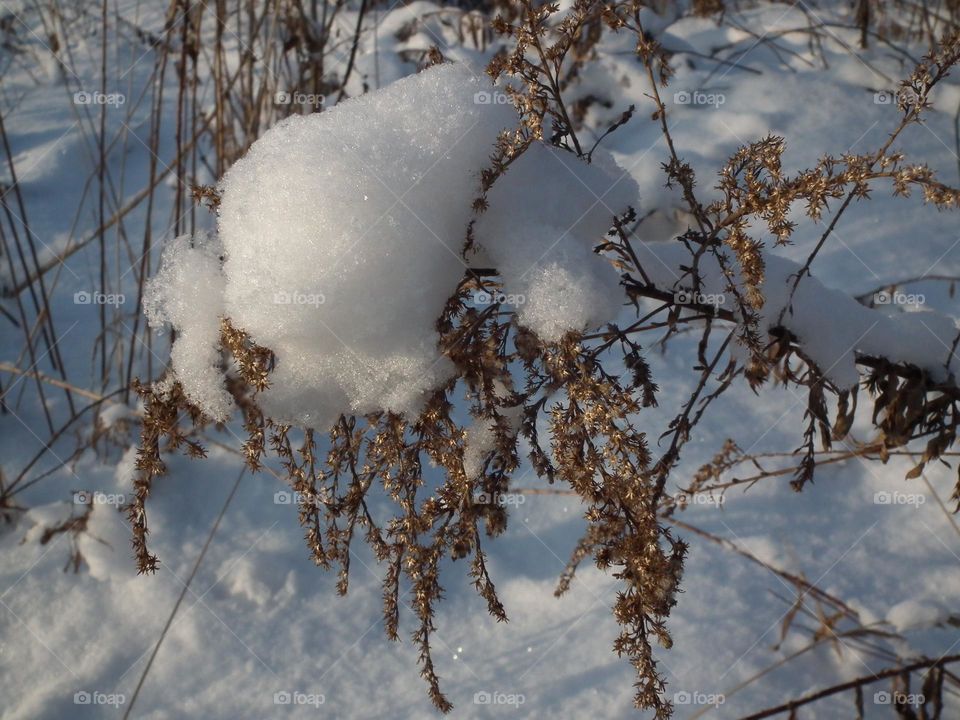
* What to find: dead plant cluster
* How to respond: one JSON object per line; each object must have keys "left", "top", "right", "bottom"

{"left": 110, "top": 1, "right": 960, "bottom": 716}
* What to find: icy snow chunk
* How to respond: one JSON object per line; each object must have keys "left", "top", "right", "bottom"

{"left": 144, "top": 231, "right": 231, "bottom": 420}
{"left": 473, "top": 143, "right": 637, "bottom": 341}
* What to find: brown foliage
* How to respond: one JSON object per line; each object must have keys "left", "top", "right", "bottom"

{"left": 132, "top": 3, "right": 960, "bottom": 716}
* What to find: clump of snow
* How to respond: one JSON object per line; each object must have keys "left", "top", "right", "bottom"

{"left": 463, "top": 380, "right": 523, "bottom": 479}
{"left": 472, "top": 143, "right": 637, "bottom": 341}
{"left": 463, "top": 420, "right": 498, "bottom": 479}
{"left": 638, "top": 241, "right": 960, "bottom": 389}
{"left": 886, "top": 599, "right": 948, "bottom": 632}
{"left": 80, "top": 503, "right": 141, "bottom": 582}
{"left": 147, "top": 63, "right": 637, "bottom": 427}
{"left": 96, "top": 402, "right": 136, "bottom": 429}
{"left": 144, "top": 231, "right": 231, "bottom": 420}
{"left": 462, "top": 386, "right": 524, "bottom": 479}
{"left": 216, "top": 62, "right": 518, "bottom": 428}
{"left": 19, "top": 502, "right": 77, "bottom": 545}
{"left": 114, "top": 444, "right": 139, "bottom": 486}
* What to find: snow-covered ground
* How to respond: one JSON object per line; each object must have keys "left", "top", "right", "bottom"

{"left": 2, "top": 1, "right": 960, "bottom": 718}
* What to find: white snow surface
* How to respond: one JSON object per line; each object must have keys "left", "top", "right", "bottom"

{"left": 216, "top": 63, "right": 510, "bottom": 427}
{"left": 472, "top": 142, "right": 637, "bottom": 341}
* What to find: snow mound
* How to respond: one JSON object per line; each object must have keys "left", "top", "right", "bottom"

{"left": 886, "top": 599, "right": 948, "bottom": 632}
{"left": 144, "top": 231, "right": 230, "bottom": 420}
{"left": 639, "top": 242, "right": 960, "bottom": 389}
{"left": 472, "top": 143, "right": 637, "bottom": 341}
{"left": 216, "top": 63, "right": 516, "bottom": 428}
{"left": 146, "top": 63, "right": 638, "bottom": 427}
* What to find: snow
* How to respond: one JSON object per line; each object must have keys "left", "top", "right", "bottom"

{"left": 639, "top": 242, "right": 960, "bottom": 389}
{"left": 471, "top": 142, "right": 637, "bottom": 341}
{"left": 215, "top": 63, "right": 512, "bottom": 427}
{"left": 886, "top": 599, "right": 948, "bottom": 633}
{"left": 144, "top": 231, "right": 231, "bottom": 420}
{"left": 462, "top": 380, "right": 523, "bottom": 479}
{"left": 462, "top": 419, "right": 497, "bottom": 479}
{"left": 4, "top": 1, "right": 960, "bottom": 718}
{"left": 154, "top": 62, "right": 637, "bottom": 426}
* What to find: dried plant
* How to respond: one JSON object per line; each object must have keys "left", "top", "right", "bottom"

{"left": 33, "top": 499, "right": 99, "bottom": 573}
{"left": 126, "top": 3, "right": 960, "bottom": 717}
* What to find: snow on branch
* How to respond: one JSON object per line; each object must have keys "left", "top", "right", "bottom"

{"left": 136, "top": 15, "right": 960, "bottom": 717}
{"left": 634, "top": 241, "right": 960, "bottom": 392}
{"left": 145, "top": 63, "right": 638, "bottom": 427}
